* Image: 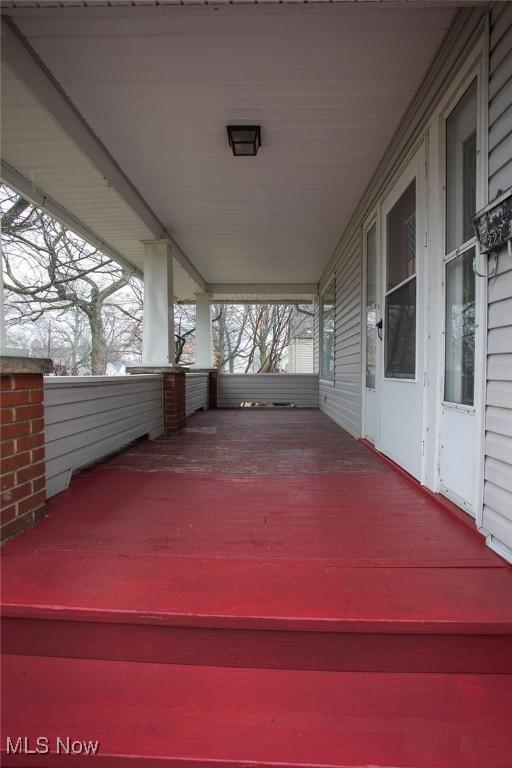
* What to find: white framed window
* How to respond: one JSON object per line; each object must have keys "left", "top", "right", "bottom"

{"left": 443, "top": 79, "right": 478, "bottom": 407}
{"left": 320, "top": 277, "right": 335, "bottom": 381}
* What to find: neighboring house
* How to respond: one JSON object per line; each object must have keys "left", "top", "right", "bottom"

{"left": 283, "top": 336, "right": 314, "bottom": 374}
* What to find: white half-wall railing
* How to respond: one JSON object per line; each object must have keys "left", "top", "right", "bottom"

{"left": 185, "top": 372, "right": 209, "bottom": 416}
{"left": 44, "top": 375, "right": 163, "bottom": 497}
{"left": 217, "top": 373, "right": 318, "bottom": 408}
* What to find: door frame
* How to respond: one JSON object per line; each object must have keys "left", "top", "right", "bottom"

{"left": 361, "top": 209, "right": 381, "bottom": 444}
{"left": 377, "top": 141, "right": 428, "bottom": 481}
{"left": 427, "top": 32, "right": 488, "bottom": 522}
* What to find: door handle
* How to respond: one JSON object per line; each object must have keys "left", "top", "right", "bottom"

{"left": 376, "top": 319, "right": 383, "bottom": 340}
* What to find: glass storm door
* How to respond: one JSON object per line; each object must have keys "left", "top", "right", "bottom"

{"left": 364, "top": 222, "right": 378, "bottom": 444}
{"left": 378, "top": 148, "right": 425, "bottom": 480}
{"left": 439, "top": 80, "right": 478, "bottom": 514}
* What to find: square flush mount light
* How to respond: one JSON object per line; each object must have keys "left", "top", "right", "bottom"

{"left": 226, "top": 125, "right": 261, "bottom": 156}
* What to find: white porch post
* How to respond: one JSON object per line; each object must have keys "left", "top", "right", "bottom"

{"left": 194, "top": 292, "right": 213, "bottom": 368}
{"left": 0, "top": 252, "right": 6, "bottom": 354}
{"left": 142, "top": 240, "right": 175, "bottom": 366}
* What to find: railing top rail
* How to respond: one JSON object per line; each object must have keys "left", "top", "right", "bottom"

{"left": 44, "top": 374, "right": 163, "bottom": 386}
{"left": 218, "top": 372, "right": 318, "bottom": 377}
{"left": 185, "top": 371, "right": 210, "bottom": 377}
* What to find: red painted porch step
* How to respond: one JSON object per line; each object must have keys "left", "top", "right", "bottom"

{"left": 2, "top": 654, "right": 512, "bottom": 768}
{"left": 3, "top": 551, "right": 512, "bottom": 673}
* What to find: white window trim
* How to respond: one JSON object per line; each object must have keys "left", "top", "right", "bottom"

{"left": 319, "top": 275, "right": 336, "bottom": 385}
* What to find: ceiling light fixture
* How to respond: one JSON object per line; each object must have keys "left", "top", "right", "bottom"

{"left": 226, "top": 125, "right": 261, "bottom": 156}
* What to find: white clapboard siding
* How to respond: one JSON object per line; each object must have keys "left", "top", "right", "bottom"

{"left": 319, "top": 228, "right": 362, "bottom": 438}
{"left": 489, "top": 3, "right": 512, "bottom": 200}
{"left": 313, "top": 299, "right": 320, "bottom": 374}
{"left": 218, "top": 374, "right": 318, "bottom": 408}
{"left": 287, "top": 338, "right": 314, "bottom": 373}
{"left": 44, "top": 375, "right": 163, "bottom": 497}
{"left": 185, "top": 372, "right": 209, "bottom": 416}
{"left": 483, "top": 2, "right": 512, "bottom": 554}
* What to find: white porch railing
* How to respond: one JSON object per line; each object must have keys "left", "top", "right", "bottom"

{"left": 217, "top": 373, "right": 318, "bottom": 408}
{"left": 185, "top": 372, "right": 209, "bottom": 416}
{"left": 44, "top": 375, "right": 163, "bottom": 497}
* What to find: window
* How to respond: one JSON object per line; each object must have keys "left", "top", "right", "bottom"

{"left": 446, "top": 80, "right": 477, "bottom": 253}
{"left": 385, "top": 180, "right": 416, "bottom": 379}
{"left": 444, "top": 248, "right": 475, "bottom": 405}
{"left": 444, "top": 80, "right": 478, "bottom": 406}
{"left": 320, "top": 280, "right": 335, "bottom": 381}
{"left": 366, "top": 224, "right": 377, "bottom": 389}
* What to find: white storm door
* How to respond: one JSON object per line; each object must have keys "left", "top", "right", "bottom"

{"left": 378, "top": 147, "right": 426, "bottom": 480}
{"left": 363, "top": 221, "right": 378, "bottom": 444}
{"left": 438, "top": 79, "right": 480, "bottom": 515}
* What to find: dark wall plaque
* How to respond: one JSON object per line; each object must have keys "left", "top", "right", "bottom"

{"left": 474, "top": 188, "right": 512, "bottom": 254}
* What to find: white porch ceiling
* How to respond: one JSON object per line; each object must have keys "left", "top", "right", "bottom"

{"left": 1, "top": 3, "right": 457, "bottom": 291}
{"left": 0, "top": 62, "right": 201, "bottom": 300}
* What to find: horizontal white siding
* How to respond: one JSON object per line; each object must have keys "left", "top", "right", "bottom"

{"left": 319, "top": 229, "right": 362, "bottom": 438}
{"left": 44, "top": 375, "right": 163, "bottom": 497}
{"left": 482, "top": 3, "right": 512, "bottom": 555}
{"left": 489, "top": 3, "right": 512, "bottom": 200}
{"left": 313, "top": 299, "right": 320, "bottom": 375}
{"left": 483, "top": 243, "right": 512, "bottom": 550}
{"left": 287, "top": 338, "right": 314, "bottom": 373}
{"left": 218, "top": 374, "right": 318, "bottom": 408}
{"left": 185, "top": 372, "right": 209, "bottom": 416}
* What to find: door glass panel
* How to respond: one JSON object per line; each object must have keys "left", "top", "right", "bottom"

{"left": 321, "top": 281, "right": 335, "bottom": 380}
{"left": 446, "top": 80, "right": 477, "bottom": 253}
{"left": 385, "top": 180, "right": 416, "bottom": 379}
{"left": 385, "top": 279, "right": 416, "bottom": 379}
{"left": 366, "top": 224, "right": 377, "bottom": 388}
{"left": 444, "top": 248, "right": 475, "bottom": 405}
{"left": 386, "top": 180, "right": 416, "bottom": 291}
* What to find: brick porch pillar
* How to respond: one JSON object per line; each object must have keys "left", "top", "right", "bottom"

{"left": 1, "top": 356, "right": 52, "bottom": 542}
{"left": 126, "top": 366, "right": 186, "bottom": 435}
{"left": 162, "top": 370, "right": 186, "bottom": 434}
{"left": 208, "top": 370, "right": 218, "bottom": 409}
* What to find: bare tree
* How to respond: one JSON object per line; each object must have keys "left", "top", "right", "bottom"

{"left": 2, "top": 185, "right": 314, "bottom": 375}
{"left": 212, "top": 302, "right": 313, "bottom": 373}
{"left": 1, "top": 186, "right": 133, "bottom": 374}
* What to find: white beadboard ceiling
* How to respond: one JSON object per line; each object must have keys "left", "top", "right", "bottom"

{"left": 2, "top": 3, "right": 457, "bottom": 288}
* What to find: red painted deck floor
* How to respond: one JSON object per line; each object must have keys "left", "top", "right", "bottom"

{"left": 2, "top": 409, "right": 512, "bottom": 766}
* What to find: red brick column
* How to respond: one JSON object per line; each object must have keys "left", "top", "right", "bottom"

{"left": 162, "top": 370, "right": 186, "bottom": 434}
{"left": 126, "top": 365, "right": 186, "bottom": 436}
{"left": 208, "top": 370, "right": 218, "bottom": 409}
{"left": 1, "top": 356, "right": 52, "bottom": 542}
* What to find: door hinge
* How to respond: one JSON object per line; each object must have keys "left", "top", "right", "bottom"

{"left": 421, "top": 440, "right": 425, "bottom": 456}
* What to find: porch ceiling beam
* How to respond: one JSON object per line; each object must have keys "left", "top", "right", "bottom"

{"left": 1, "top": 16, "right": 206, "bottom": 292}
{"left": 206, "top": 283, "right": 318, "bottom": 296}
{"left": 1, "top": 161, "right": 143, "bottom": 279}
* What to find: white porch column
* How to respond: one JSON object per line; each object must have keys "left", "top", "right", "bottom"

{"left": 142, "top": 240, "right": 175, "bottom": 366}
{"left": 0, "top": 251, "right": 6, "bottom": 354}
{"left": 194, "top": 292, "right": 213, "bottom": 368}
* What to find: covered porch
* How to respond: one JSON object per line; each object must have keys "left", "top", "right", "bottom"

{"left": 2, "top": 408, "right": 512, "bottom": 766}
{"left": 1, "top": 1, "right": 512, "bottom": 765}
